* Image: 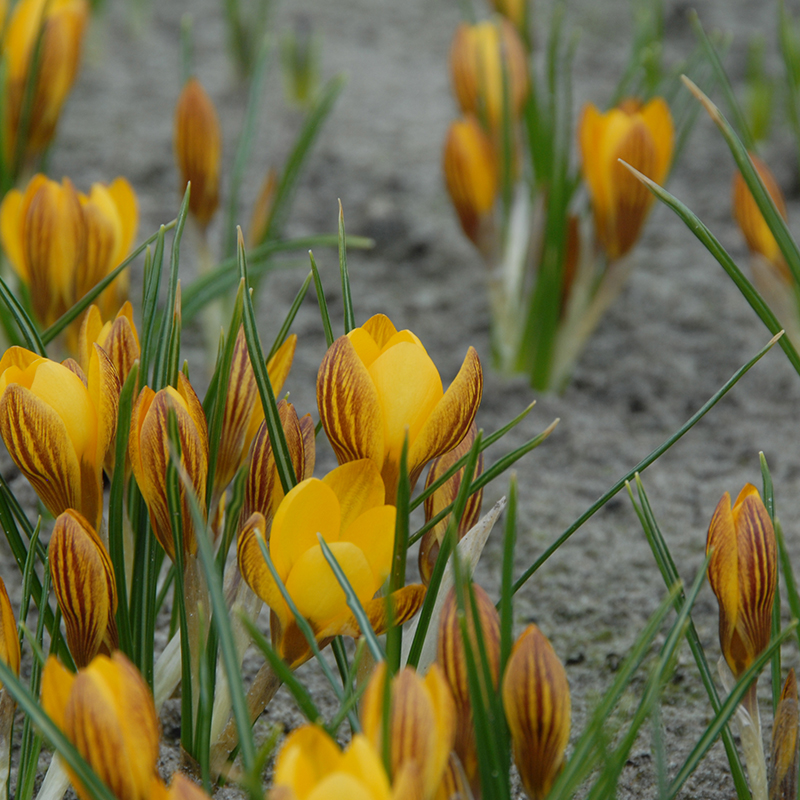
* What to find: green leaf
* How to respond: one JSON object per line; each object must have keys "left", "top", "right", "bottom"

{"left": 386, "top": 434, "right": 410, "bottom": 673}
{"left": 309, "top": 250, "right": 334, "bottom": 348}
{"left": 338, "top": 201, "right": 355, "bottom": 334}
{"left": 0, "top": 274, "right": 45, "bottom": 355}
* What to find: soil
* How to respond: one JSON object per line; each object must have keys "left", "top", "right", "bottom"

{"left": 3, "top": 0, "right": 800, "bottom": 798}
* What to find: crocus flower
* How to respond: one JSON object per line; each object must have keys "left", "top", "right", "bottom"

{"left": 79, "top": 302, "right": 140, "bottom": 390}
{"left": 271, "top": 724, "right": 421, "bottom": 800}
{"left": 49, "top": 509, "right": 118, "bottom": 668}
{"left": 238, "top": 459, "right": 424, "bottom": 668}
{"left": 317, "top": 314, "right": 482, "bottom": 502}
{"left": 360, "top": 662, "right": 456, "bottom": 800}
{"left": 707, "top": 483, "right": 777, "bottom": 680}
{"left": 579, "top": 97, "right": 674, "bottom": 260}
{"left": 0, "top": 578, "right": 20, "bottom": 683}
{"left": 0, "top": 346, "right": 118, "bottom": 530}
{"left": 449, "top": 19, "right": 529, "bottom": 133}
{"left": 2, "top": 0, "right": 88, "bottom": 162}
{"left": 732, "top": 153, "right": 790, "bottom": 281}
{"left": 0, "top": 174, "right": 138, "bottom": 328}
{"left": 174, "top": 77, "right": 221, "bottom": 229}
{"left": 769, "top": 669, "right": 799, "bottom": 800}
{"left": 212, "top": 328, "right": 297, "bottom": 501}
{"left": 129, "top": 373, "right": 209, "bottom": 562}
{"left": 443, "top": 116, "right": 498, "bottom": 256}
{"left": 419, "top": 422, "right": 483, "bottom": 585}
{"left": 502, "top": 624, "right": 571, "bottom": 800}
{"left": 437, "top": 583, "right": 499, "bottom": 795}
{"left": 41, "top": 652, "right": 160, "bottom": 800}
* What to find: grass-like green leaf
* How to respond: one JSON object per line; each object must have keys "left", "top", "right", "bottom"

{"left": 338, "top": 200, "right": 355, "bottom": 334}
{"left": 309, "top": 250, "right": 334, "bottom": 348}
{"left": 0, "top": 273, "right": 45, "bottom": 355}
{"left": 513, "top": 331, "right": 781, "bottom": 596}
{"left": 266, "top": 271, "right": 313, "bottom": 362}
{"left": 386, "top": 435, "right": 410, "bottom": 673}
{"left": 499, "top": 473, "right": 517, "bottom": 676}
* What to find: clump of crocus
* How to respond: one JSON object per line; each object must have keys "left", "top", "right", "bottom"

{"left": 129, "top": 373, "right": 209, "bottom": 563}
{"left": 317, "top": 313, "right": 482, "bottom": 502}
{"left": 49, "top": 509, "right": 118, "bottom": 668}
{"left": 443, "top": 116, "right": 498, "bottom": 257}
{"left": 0, "top": 346, "right": 119, "bottom": 531}
{"left": 707, "top": 483, "right": 777, "bottom": 800}
{"left": 237, "top": 459, "right": 424, "bottom": 669}
{"left": 0, "top": 174, "right": 138, "bottom": 329}
{"left": 502, "top": 624, "right": 571, "bottom": 800}
{"left": 579, "top": 97, "right": 674, "bottom": 261}
{"left": 360, "top": 662, "right": 456, "bottom": 800}
{"left": 2, "top": 0, "right": 88, "bottom": 166}
{"left": 174, "top": 77, "right": 222, "bottom": 231}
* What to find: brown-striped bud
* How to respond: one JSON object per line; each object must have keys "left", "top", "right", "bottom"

{"left": 502, "top": 624, "right": 571, "bottom": 800}
{"left": 443, "top": 117, "right": 498, "bottom": 256}
{"left": 174, "top": 77, "right": 222, "bottom": 229}
{"left": 419, "top": 422, "right": 483, "bottom": 585}
{"left": 79, "top": 302, "right": 140, "bottom": 390}
{"left": 450, "top": 19, "right": 529, "bottom": 133}
{"left": 361, "top": 662, "right": 456, "bottom": 800}
{"left": 437, "top": 584, "right": 499, "bottom": 794}
{"left": 49, "top": 509, "right": 118, "bottom": 667}
{"left": 770, "top": 669, "right": 799, "bottom": 800}
{"left": 733, "top": 153, "right": 791, "bottom": 282}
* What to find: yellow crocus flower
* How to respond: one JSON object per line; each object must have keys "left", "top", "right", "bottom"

{"left": 272, "top": 724, "right": 421, "bottom": 800}
{"left": 0, "top": 346, "right": 119, "bottom": 530}
{"left": 79, "top": 302, "right": 140, "bottom": 390}
{"left": 443, "top": 116, "right": 498, "bottom": 256}
{"left": 174, "top": 77, "right": 222, "bottom": 229}
{"left": 579, "top": 97, "right": 674, "bottom": 260}
{"left": 449, "top": 19, "right": 529, "bottom": 133}
{"left": 317, "top": 313, "right": 482, "bottom": 503}
{"left": 502, "top": 624, "right": 571, "bottom": 800}
{"left": 212, "top": 327, "right": 297, "bottom": 501}
{"left": 41, "top": 652, "right": 160, "bottom": 800}
{"left": 769, "top": 669, "right": 799, "bottom": 800}
{"left": 732, "top": 153, "right": 790, "bottom": 281}
{"left": 238, "top": 459, "right": 424, "bottom": 669}
{"left": 49, "top": 509, "right": 117, "bottom": 668}
{"left": 0, "top": 578, "right": 19, "bottom": 684}
{"left": 360, "top": 662, "right": 456, "bottom": 800}
{"left": 2, "top": 0, "right": 88, "bottom": 162}
{"left": 707, "top": 483, "right": 777, "bottom": 680}
{"left": 129, "top": 373, "right": 209, "bottom": 562}
{"left": 0, "top": 174, "right": 138, "bottom": 329}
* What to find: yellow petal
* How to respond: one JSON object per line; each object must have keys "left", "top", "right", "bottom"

{"left": 0, "top": 577, "right": 19, "bottom": 680}
{"left": 317, "top": 335, "right": 385, "bottom": 469}
{"left": 41, "top": 655, "right": 76, "bottom": 732}
{"left": 0, "top": 187, "right": 26, "bottom": 281}
{"left": 273, "top": 725, "right": 343, "bottom": 796}
{"left": 323, "top": 459, "right": 386, "bottom": 531}
{"left": 770, "top": 669, "right": 799, "bottom": 800}
{"left": 355, "top": 584, "right": 426, "bottom": 638}
{"left": 340, "top": 505, "right": 396, "bottom": 586}
{"left": 361, "top": 313, "right": 399, "bottom": 351}
{"left": 105, "top": 177, "right": 138, "bottom": 268}
{"left": 237, "top": 512, "right": 287, "bottom": 624}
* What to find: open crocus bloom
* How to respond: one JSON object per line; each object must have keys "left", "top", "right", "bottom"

{"left": 317, "top": 314, "right": 482, "bottom": 502}
{"left": 238, "top": 459, "right": 424, "bottom": 668}
{"left": 271, "top": 725, "right": 421, "bottom": 800}
{"left": 579, "top": 97, "right": 673, "bottom": 260}
{"left": 0, "top": 346, "right": 118, "bottom": 530}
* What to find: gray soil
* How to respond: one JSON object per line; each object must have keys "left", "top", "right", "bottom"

{"left": 3, "top": 0, "right": 800, "bottom": 798}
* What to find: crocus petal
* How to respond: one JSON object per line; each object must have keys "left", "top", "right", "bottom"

{"left": 408, "top": 346, "right": 482, "bottom": 488}
{"left": 41, "top": 656, "right": 76, "bottom": 732}
{"left": 0, "top": 187, "right": 26, "bottom": 280}
{"left": 361, "top": 313, "right": 399, "bottom": 350}
{"left": 273, "top": 725, "right": 345, "bottom": 795}
{"left": 323, "top": 459, "right": 386, "bottom": 531}
{"left": 237, "top": 512, "right": 287, "bottom": 624}
{"left": 317, "top": 335, "right": 385, "bottom": 468}
{"left": 640, "top": 96, "right": 674, "bottom": 181}
{"left": 340, "top": 505, "right": 396, "bottom": 586}
{"left": 350, "top": 584, "right": 427, "bottom": 638}
{"left": 0, "top": 578, "right": 19, "bottom": 682}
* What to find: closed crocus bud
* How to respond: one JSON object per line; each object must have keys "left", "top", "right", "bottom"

{"left": 361, "top": 662, "right": 456, "bottom": 800}
{"left": 272, "top": 724, "right": 413, "bottom": 800}
{"left": 129, "top": 372, "right": 209, "bottom": 562}
{"left": 174, "top": 77, "right": 222, "bottom": 229}
{"left": 732, "top": 153, "right": 791, "bottom": 281}
{"left": 419, "top": 423, "right": 483, "bottom": 585}
{"left": 77, "top": 178, "right": 138, "bottom": 318}
{"left": 212, "top": 327, "right": 298, "bottom": 501}
{"left": 3, "top": 0, "right": 88, "bottom": 161}
{"left": 443, "top": 116, "right": 498, "bottom": 257}
{"left": 437, "top": 584, "right": 499, "bottom": 795}
{"left": 0, "top": 578, "right": 20, "bottom": 682}
{"left": 41, "top": 652, "right": 160, "bottom": 800}
{"left": 317, "top": 313, "right": 482, "bottom": 503}
{"left": 0, "top": 346, "right": 118, "bottom": 530}
{"left": 240, "top": 399, "right": 315, "bottom": 525}
{"left": 488, "top": 0, "right": 529, "bottom": 41}
{"left": 707, "top": 483, "right": 777, "bottom": 680}
{"left": 502, "top": 624, "right": 571, "bottom": 800}
{"left": 49, "top": 509, "right": 118, "bottom": 668}
{"left": 0, "top": 174, "right": 84, "bottom": 327}
{"left": 450, "top": 19, "right": 529, "bottom": 133}
{"left": 579, "top": 97, "right": 674, "bottom": 260}
{"left": 79, "top": 302, "right": 140, "bottom": 390}
{"left": 238, "top": 460, "right": 424, "bottom": 669}
{"left": 769, "top": 669, "right": 799, "bottom": 800}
